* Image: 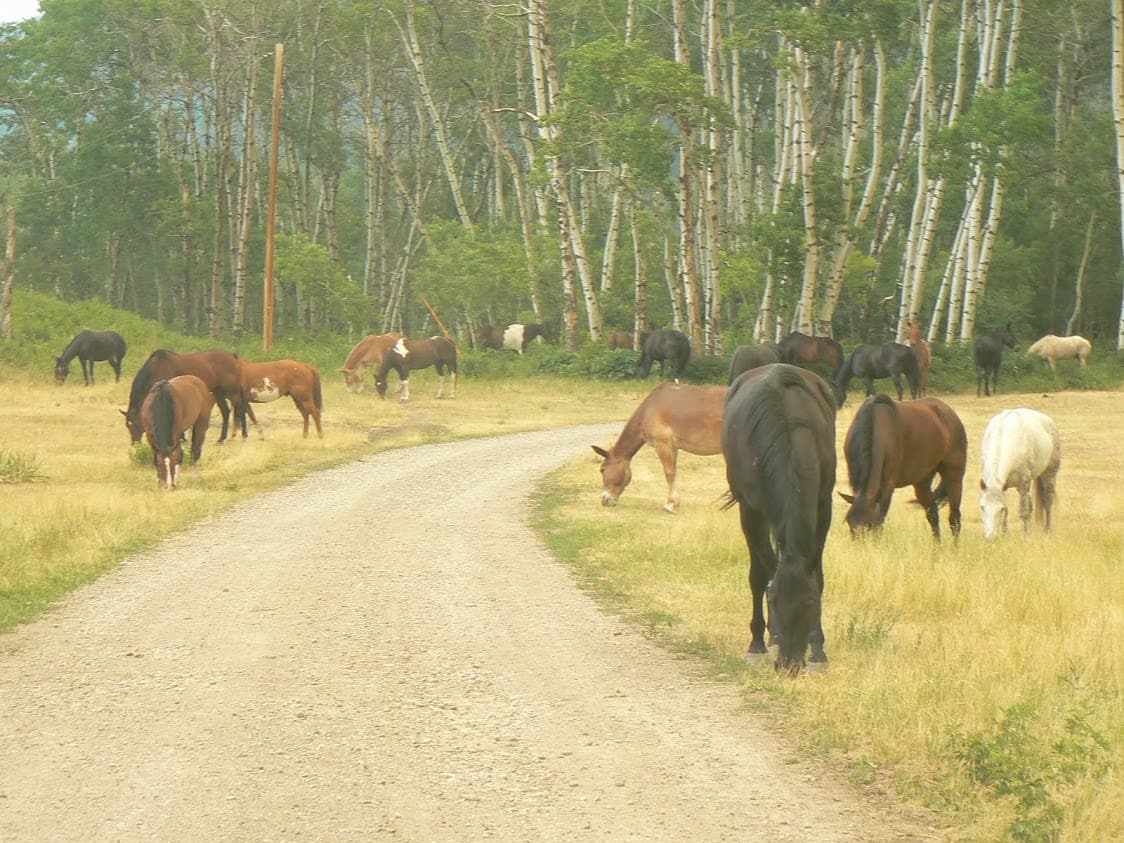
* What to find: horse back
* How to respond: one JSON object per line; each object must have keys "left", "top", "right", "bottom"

{"left": 895, "top": 399, "right": 967, "bottom": 481}
{"left": 640, "top": 382, "right": 727, "bottom": 455}
{"left": 984, "top": 409, "right": 1059, "bottom": 485}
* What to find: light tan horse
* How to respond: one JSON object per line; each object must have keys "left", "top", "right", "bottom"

{"left": 907, "top": 321, "right": 931, "bottom": 396}
{"left": 1026, "top": 334, "right": 1092, "bottom": 372}
{"left": 338, "top": 332, "right": 402, "bottom": 393}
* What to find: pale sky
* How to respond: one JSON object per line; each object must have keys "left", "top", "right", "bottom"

{"left": 0, "top": 1, "right": 41, "bottom": 24}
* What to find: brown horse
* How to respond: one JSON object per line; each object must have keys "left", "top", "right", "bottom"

{"left": 338, "top": 332, "right": 402, "bottom": 393}
{"left": 838, "top": 394, "right": 967, "bottom": 540}
{"left": 375, "top": 336, "right": 458, "bottom": 401}
{"left": 592, "top": 382, "right": 726, "bottom": 513}
{"left": 907, "top": 321, "right": 931, "bottom": 396}
{"left": 727, "top": 342, "right": 782, "bottom": 384}
{"left": 140, "top": 375, "right": 214, "bottom": 489}
{"left": 239, "top": 358, "right": 323, "bottom": 439}
{"left": 777, "top": 331, "right": 845, "bottom": 382}
{"left": 608, "top": 330, "right": 648, "bottom": 351}
{"left": 123, "top": 349, "right": 255, "bottom": 445}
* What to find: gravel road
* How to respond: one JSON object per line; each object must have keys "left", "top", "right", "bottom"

{"left": 0, "top": 424, "right": 938, "bottom": 841}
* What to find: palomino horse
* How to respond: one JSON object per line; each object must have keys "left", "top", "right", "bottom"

{"left": 475, "top": 323, "right": 552, "bottom": 354}
{"left": 839, "top": 394, "right": 967, "bottom": 540}
{"left": 123, "top": 349, "right": 255, "bottom": 445}
{"left": 636, "top": 328, "right": 691, "bottom": 382}
{"left": 592, "top": 382, "right": 726, "bottom": 513}
{"left": 375, "top": 336, "right": 458, "bottom": 402}
{"left": 973, "top": 322, "right": 1019, "bottom": 396}
{"left": 239, "top": 358, "right": 324, "bottom": 439}
{"left": 338, "top": 332, "right": 402, "bottom": 393}
{"left": 1026, "top": 334, "right": 1091, "bottom": 373}
{"left": 777, "top": 331, "right": 845, "bottom": 383}
{"left": 727, "top": 343, "right": 782, "bottom": 384}
{"left": 834, "top": 342, "right": 919, "bottom": 406}
{"left": 907, "top": 321, "right": 931, "bottom": 396}
{"left": 979, "top": 408, "right": 1061, "bottom": 539}
{"left": 54, "top": 329, "right": 127, "bottom": 385}
{"left": 140, "top": 374, "right": 214, "bottom": 489}
{"left": 722, "top": 364, "right": 836, "bottom": 674}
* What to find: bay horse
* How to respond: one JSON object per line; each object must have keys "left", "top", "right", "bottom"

{"left": 721, "top": 363, "right": 836, "bottom": 674}
{"left": 907, "top": 321, "right": 931, "bottom": 396}
{"left": 838, "top": 394, "right": 967, "bottom": 540}
{"left": 636, "top": 328, "right": 691, "bottom": 382}
{"left": 592, "top": 382, "right": 726, "bottom": 513}
{"left": 973, "top": 322, "right": 1019, "bottom": 397}
{"left": 239, "top": 358, "right": 323, "bottom": 439}
{"left": 979, "top": 408, "right": 1061, "bottom": 539}
{"left": 123, "top": 349, "right": 255, "bottom": 445}
{"left": 1025, "top": 334, "right": 1091, "bottom": 373}
{"left": 339, "top": 332, "right": 402, "bottom": 393}
{"left": 727, "top": 343, "right": 782, "bottom": 385}
{"left": 833, "top": 343, "right": 919, "bottom": 407}
{"left": 777, "top": 331, "right": 845, "bottom": 383}
{"left": 140, "top": 374, "right": 214, "bottom": 489}
{"left": 54, "top": 329, "right": 126, "bottom": 385}
{"left": 375, "top": 336, "right": 458, "bottom": 402}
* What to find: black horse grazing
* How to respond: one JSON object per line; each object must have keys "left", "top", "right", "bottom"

{"left": 727, "top": 343, "right": 782, "bottom": 384}
{"left": 973, "top": 323, "right": 1020, "bottom": 397}
{"left": 834, "top": 342, "right": 919, "bottom": 407}
{"left": 722, "top": 364, "right": 837, "bottom": 674}
{"left": 54, "top": 329, "right": 127, "bottom": 385}
{"left": 777, "top": 331, "right": 845, "bottom": 383}
{"left": 636, "top": 328, "right": 691, "bottom": 382}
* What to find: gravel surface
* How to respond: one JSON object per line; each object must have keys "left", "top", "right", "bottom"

{"left": 0, "top": 424, "right": 940, "bottom": 841}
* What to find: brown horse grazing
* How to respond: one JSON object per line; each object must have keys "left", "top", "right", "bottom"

{"left": 839, "top": 394, "right": 967, "bottom": 540}
{"left": 592, "top": 382, "right": 726, "bottom": 513}
{"left": 608, "top": 330, "right": 648, "bottom": 351}
{"left": 907, "top": 321, "right": 931, "bottom": 397}
{"left": 777, "top": 331, "right": 845, "bottom": 383}
{"left": 722, "top": 364, "right": 836, "bottom": 674}
{"left": 338, "top": 332, "right": 402, "bottom": 393}
{"left": 727, "top": 342, "right": 782, "bottom": 384}
{"left": 375, "top": 336, "right": 458, "bottom": 402}
{"left": 140, "top": 375, "right": 214, "bottom": 489}
{"left": 239, "top": 359, "right": 323, "bottom": 439}
{"left": 123, "top": 349, "right": 255, "bottom": 445}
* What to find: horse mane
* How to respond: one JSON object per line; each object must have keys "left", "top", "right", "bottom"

{"left": 845, "top": 394, "right": 895, "bottom": 494}
{"left": 149, "top": 381, "right": 176, "bottom": 453}
{"left": 128, "top": 351, "right": 166, "bottom": 412}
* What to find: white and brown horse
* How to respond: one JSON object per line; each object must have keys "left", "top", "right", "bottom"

{"left": 239, "top": 358, "right": 323, "bottom": 439}
{"left": 592, "top": 382, "right": 726, "bottom": 513}
{"left": 1026, "top": 334, "right": 1092, "bottom": 373}
{"left": 140, "top": 374, "right": 214, "bottom": 489}
{"left": 375, "top": 336, "right": 458, "bottom": 402}
{"left": 338, "top": 332, "right": 402, "bottom": 393}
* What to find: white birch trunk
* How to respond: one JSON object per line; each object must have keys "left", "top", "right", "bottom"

{"left": 1114, "top": 0, "right": 1124, "bottom": 351}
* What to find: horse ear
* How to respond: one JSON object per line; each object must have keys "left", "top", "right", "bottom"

{"left": 591, "top": 445, "right": 609, "bottom": 458}
{"left": 837, "top": 491, "right": 855, "bottom": 504}
{"left": 118, "top": 408, "right": 128, "bottom": 418}
{"left": 979, "top": 478, "right": 986, "bottom": 490}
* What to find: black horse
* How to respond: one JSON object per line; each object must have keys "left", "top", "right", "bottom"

{"left": 54, "top": 329, "right": 127, "bottom": 385}
{"left": 973, "top": 323, "right": 1020, "bottom": 397}
{"left": 834, "top": 342, "right": 919, "bottom": 407}
{"left": 636, "top": 328, "right": 691, "bottom": 382}
{"left": 727, "top": 342, "right": 782, "bottom": 385}
{"left": 722, "top": 363, "right": 837, "bottom": 674}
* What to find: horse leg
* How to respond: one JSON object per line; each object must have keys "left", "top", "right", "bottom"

{"left": 449, "top": 369, "right": 457, "bottom": 398}
{"left": 82, "top": 358, "right": 93, "bottom": 386}
{"left": 399, "top": 378, "right": 410, "bottom": 403}
{"left": 1036, "top": 469, "right": 1058, "bottom": 531}
{"left": 865, "top": 376, "right": 875, "bottom": 397}
{"left": 1048, "top": 356, "right": 1057, "bottom": 374}
{"left": 434, "top": 364, "right": 445, "bottom": 398}
{"left": 740, "top": 504, "right": 777, "bottom": 662}
{"left": 941, "top": 465, "right": 965, "bottom": 540}
{"left": 913, "top": 481, "right": 941, "bottom": 540}
{"left": 112, "top": 357, "right": 122, "bottom": 382}
{"left": 807, "top": 492, "right": 832, "bottom": 666}
{"left": 654, "top": 442, "right": 680, "bottom": 513}
{"left": 1017, "top": 482, "right": 1034, "bottom": 535}
{"left": 215, "top": 398, "right": 231, "bottom": 443}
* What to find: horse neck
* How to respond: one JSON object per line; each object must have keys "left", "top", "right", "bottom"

{"left": 59, "top": 337, "right": 83, "bottom": 364}
{"left": 612, "top": 411, "right": 649, "bottom": 459}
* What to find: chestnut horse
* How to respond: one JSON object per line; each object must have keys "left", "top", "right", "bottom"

{"left": 907, "top": 321, "right": 931, "bottom": 396}
{"left": 722, "top": 363, "right": 836, "bottom": 674}
{"left": 123, "top": 349, "right": 255, "bottom": 445}
{"left": 592, "top": 382, "right": 726, "bottom": 513}
{"left": 54, "top": 329, "right": 127, "bottom": 385}
{"left": 338, "top": 332, "right": 402, "bottom": 393}
{"left": 375, "top": 336, "right": 458, "bottom": 402}
{"left": 777, "top": 331, "right": 845, "bottom": 383}
{"left": 839, "top": 394, "right": 967, "bottom": 540}
{"left": 140, "top": 375, "right": 214, "bottom": 489}
{"left": 239, "top": 358, "right": 323, "bottom": 439}
{"left": 1026, "top": 334, "right": 1091, "bottom": 373}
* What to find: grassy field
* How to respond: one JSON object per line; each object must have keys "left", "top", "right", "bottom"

{"left": 540, "top": 387, "right": 1124, "bottom": 841}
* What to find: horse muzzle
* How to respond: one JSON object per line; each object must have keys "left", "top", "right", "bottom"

{"left": 600, "top": 491, "right": 618, "bottom": 507}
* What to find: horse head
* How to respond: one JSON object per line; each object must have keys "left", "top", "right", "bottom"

{"left": 54, "top": 358, "right": 69, "bottom": 385}
{"left": 999, "top": 322, "right": 1020, "bottom": 351}
{"left": 979, "top": 481, "right": 1009, "bottom": 539}
{"left": 767, "top": 558, "right": 822, "bottom": 674}
{"left": 837, "top": 490, "right": 887, "bottom": 535}
{"left": 338, "top": 366, "right": 364, "bottom": 393}
{"left": 153, "top": 439, "right": 184, "bottom": 489}
{"left": 592, "top": 444, "right": 631, "bottom": 506}
{"left": 120, "top": 408, "right": 144, "bottom": 444}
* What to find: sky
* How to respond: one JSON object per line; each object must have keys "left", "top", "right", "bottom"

{"left": 0, "top": 1, "right": 41, "bottom": 24}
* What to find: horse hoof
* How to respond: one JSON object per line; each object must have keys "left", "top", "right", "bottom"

{"left": 744, "top": 651, "right": 770, "bottom": 667}
{"left": 805, "top": 660, "right": 828, "bottom": 675}
{"left": 662, "top": 504, "right": 678, "bottom": 514}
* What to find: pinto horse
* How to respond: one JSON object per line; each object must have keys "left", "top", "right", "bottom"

{"left": 839, "top": 394, "right": 967, "bottom": 540}
{"left": 979, "top": 408, "right": 1061, "bottom": 539}
{"left": 907, "top": 321, "right": 931, "bottom": 396}
{"left": 239, "top": 358, "right": 323, "bottom": 439}
{"left": 123, "top": 349, "right": 254, "bottom": 445}
{"left": 338, "top": 332, "right": 402, "bottom": 393}
{"left": 475, "top": 323, "right": 551, "bottom": 354}
{"left": 777, "top": 331, "right": 845, "bottom": 383}
{"left": 636, "top": 328, "right": 691, "bottom": 382}
{"left": 140, "top": 375, "right": 214, "bottom": 489}
{"left": 592, "top": 382, "right": 726, "bottom": 513}
{"left": 54, "top": 329, "right": 127, "bottom": 385}
{"left": 375, "top": 336, "right": 458, "bottom": 402}
{"left": 1026, "top": 334, "right": 1091, "bottom": 373}
{"left": 727, "top": 343, "right": 782, "bottom": 384}
{"left": 722, "top": 364, "right": 836, "bottom": 674}
{"left": 973, "top": 323, "right": 1019, "bottom": 396}
{"left": 834, "top": 342, "right": 919, "bottom": 407}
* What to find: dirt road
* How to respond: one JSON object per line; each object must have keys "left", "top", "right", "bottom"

{"left": 0, "top": 424, "right": 937, "bottom": 840}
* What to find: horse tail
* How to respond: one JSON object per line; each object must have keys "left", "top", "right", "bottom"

{"left": 845, "top": 394, "right": 894, "bottom": 497}
{"left": 312, "top": 368, "right": 323, "bottom": 411}
{"left": 150, "top": 381, "right": 176, "bottom": 454}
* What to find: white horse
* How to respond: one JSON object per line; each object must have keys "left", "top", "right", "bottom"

{"left": 1026, "top": 334, "right": 1092, "bottom": 372}
{"left": 979, "top": 408, "right": 1061, "bottom": 539}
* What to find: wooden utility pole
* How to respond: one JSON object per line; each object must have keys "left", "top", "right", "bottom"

{"left": 2, "top": 207, "right": 14, "bottom": 340}
{"left": 263, "top": 43, "right": 284, "bottom": 351}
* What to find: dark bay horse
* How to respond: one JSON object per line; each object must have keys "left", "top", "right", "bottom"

{"left": 54, "top": 329, "right": 126, "bottom": 385}
{"left": 339, "top": 332, "right": 402, "bottom": 393}
{"left": 123, "top": 349, "right": 255, "bottom": 445}
{"left": 834, "top": 342, "right": 919, "bottom": 407}
{"left": 973, "top": 322, "right": 1019, "bottom": 397}
{"left": 240, "top": 358, "right": 324, "bottom": 439}
{"left": 907, "top": 321, "right": 931, "bottom": 397}
{"left": 777, "top": 331, "right": 844, "bottom": 383}
{"left": 375, "top": 336, "right": 458, "bottom": 401}
{"left": 838, "top": 394, "right": 967, "bottom": 540}
{"left": 140, "top": 374, "right": 214, "bottom": 489}
{"left": 592, "top": 382, "right": 726, "bottom": 513}
{"left": 722, "top": 364, "right": 837, "bottom": 674}
{"left": 727, "top": 343, "right": 782, "bottom": 384}
{"left": 636, "top": 328, "right": 691, "bottom": 382}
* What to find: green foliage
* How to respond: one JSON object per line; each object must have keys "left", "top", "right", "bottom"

{"left": 0, "top": 449, "right": 44, "bottom": 483}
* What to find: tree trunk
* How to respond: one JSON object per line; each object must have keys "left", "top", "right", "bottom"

{"left": 1114, "top": 0, "right": 1124, "bottom": 351}
{"left": 1065, "top": 209, "right": 1095, "bottom": 335}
